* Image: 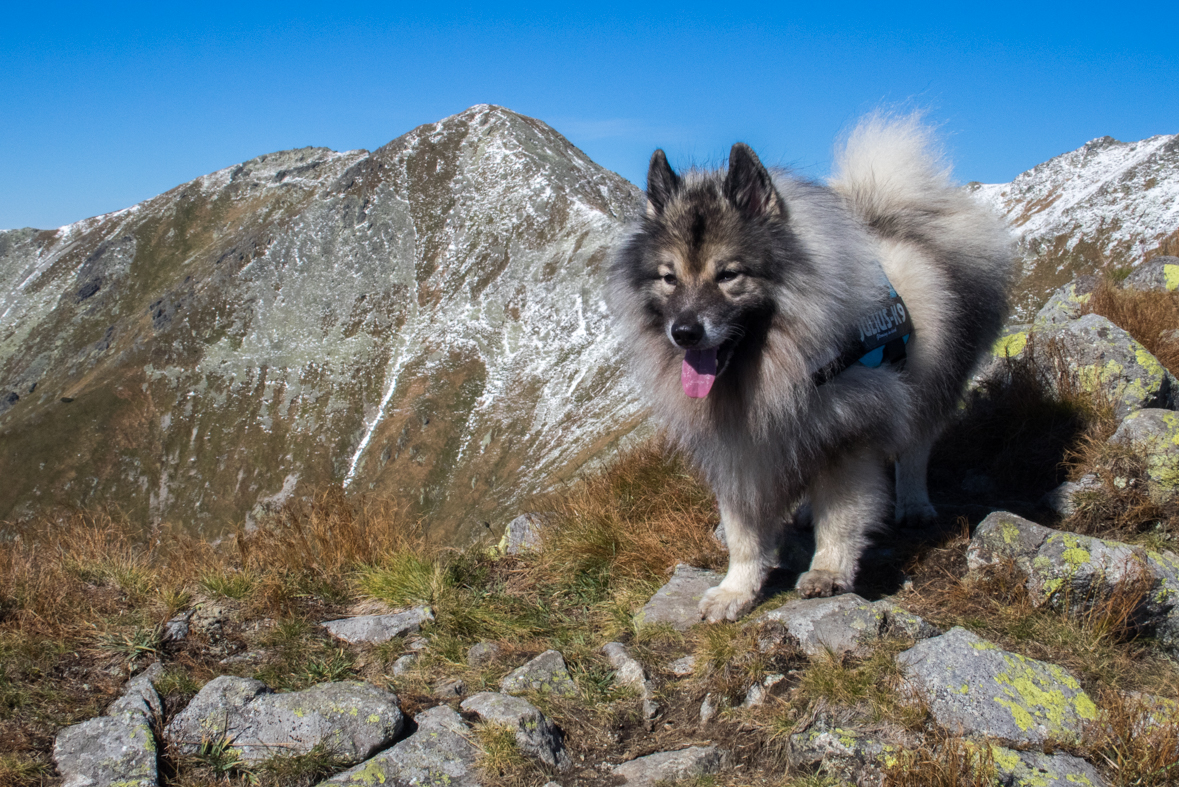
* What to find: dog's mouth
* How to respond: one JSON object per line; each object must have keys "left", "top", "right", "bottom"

{"left": 681, "top": 340, "right": 736, "bottom": 398}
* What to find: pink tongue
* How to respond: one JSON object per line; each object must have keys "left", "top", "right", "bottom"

{"left": 681, "top": 348, "right": 718, "bottom": 398}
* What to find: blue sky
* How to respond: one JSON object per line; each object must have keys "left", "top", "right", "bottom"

{"left": 3, "top": 2, "right": 1177, "bottom": 229}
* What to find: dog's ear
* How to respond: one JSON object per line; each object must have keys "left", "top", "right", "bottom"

{"left": 724, "top": 143, "right": 784, "bottom": 219}
{"left": 646, "top": 149, "right": 680, "bottom": 218}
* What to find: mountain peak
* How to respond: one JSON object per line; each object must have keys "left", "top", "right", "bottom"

{"left": 974, "top": 130, "right": 1179, "bottom": 319}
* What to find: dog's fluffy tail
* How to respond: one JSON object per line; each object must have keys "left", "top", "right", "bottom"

{"left": 829, "top": 113, "right": 959, "bottom": 226}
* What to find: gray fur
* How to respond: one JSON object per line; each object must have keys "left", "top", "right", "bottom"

{"left": 608, "top": 114, "right": 1012, "bottom": 621}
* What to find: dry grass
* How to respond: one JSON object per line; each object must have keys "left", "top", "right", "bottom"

{"left": 1083, "top": 278, "right": 1179, "bottom": 377}
{"left": 1082, "top": 691, "right": 1179, "bottom": 787}
{"left": 1064, "top": 438, "right": 1179, "bottom": 544}
{"left": 532, "top": 441, "right": 724, "bottom": 591}
{"left": 881, "top": 733, "right": 996, "bottom": 787}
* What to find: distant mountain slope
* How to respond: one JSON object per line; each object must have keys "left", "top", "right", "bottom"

{"left": 0, "top": 106, "right": 646, "bottom": 542}
{"left": 971, "top": 133, "right": 1179, "bottom": 320}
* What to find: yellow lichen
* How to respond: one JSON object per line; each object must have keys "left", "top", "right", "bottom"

{"left": 994, "top": 332, "right": 1028, "bottom": 357}
{"left": 1164, "top": 264, "right": 1179, "bottom": 291}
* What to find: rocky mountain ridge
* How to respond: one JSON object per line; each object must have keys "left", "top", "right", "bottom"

{"left": 0, "top": 105, "right": 645, "bottom": 541}
{"left": 971, "top": 131, "right": 1179, "bottom": 320}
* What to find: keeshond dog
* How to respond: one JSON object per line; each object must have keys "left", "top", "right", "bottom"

{"left": 608, "top": 115, "right": 1012, "bottom": 622}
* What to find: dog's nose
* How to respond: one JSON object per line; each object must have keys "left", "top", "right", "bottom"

{"left": 671, "top": 320, "right": 705, "bottom": 347}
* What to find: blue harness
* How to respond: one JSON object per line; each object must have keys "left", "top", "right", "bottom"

{"left": 811, "top": 276, "right": 913, "bottom": 386}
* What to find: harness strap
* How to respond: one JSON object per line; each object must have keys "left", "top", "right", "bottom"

{"left": 811, "top": 281, "right": 914, "bottom": 387}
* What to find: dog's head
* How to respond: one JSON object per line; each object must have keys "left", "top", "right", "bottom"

{"left": 619, "top": 143, "right": 790, "bottom": 398}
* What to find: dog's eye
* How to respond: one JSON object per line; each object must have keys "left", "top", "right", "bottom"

{"left": 661, "top": 273, "right": 677, "bottom": 285}
{"left": 717, "top": 270, "right": 742, "bottom": 283}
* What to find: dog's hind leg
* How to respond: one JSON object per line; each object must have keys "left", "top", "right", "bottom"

{"left": 699, "top": 498, "right": 781, "bottom": 622}
{"left": 894, "top": 433, "right": 938, "bottom": 525}
{"left": 798, "top": 449, "right": 888, "bottom": 598}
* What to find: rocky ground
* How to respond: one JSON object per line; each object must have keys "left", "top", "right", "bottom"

{"left": 4, "top": 260, "right": 1179, "bottom": 787}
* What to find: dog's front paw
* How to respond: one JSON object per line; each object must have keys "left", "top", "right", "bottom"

{"left": 796, "top": 569, "right": 852, "bottom": 598}
{"left": 698, "top": 585, "right": 756, "bottom": 623}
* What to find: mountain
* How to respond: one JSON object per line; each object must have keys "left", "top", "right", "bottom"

{"left": 0, "top": 105, "right": 646, "bottom": 542}
{"left": 971, "top": 133, "right": 1179, "bottom": 320}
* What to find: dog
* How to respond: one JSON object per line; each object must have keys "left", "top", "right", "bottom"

{"left": 607, "top": 114, "right": 1012, "bottom": 622}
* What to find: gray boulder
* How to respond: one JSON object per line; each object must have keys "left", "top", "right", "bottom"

{"left": 461, "top": 691, "right": 571, "bottom": 770}
{"left": 1036, "top": 313, "right": 1173, "bottom": 419}
{"left": 53, "top": 663, "right": 164, "bottom": 787}
{"left": 786, "top": 718, "right": 916, "bottom": 785}
{"left": 757, "top": 594, "right": 938, "bottom": 658}
{"left": 897, "top": 627, "right": 1097, "bottom": 746}
{"left": 1110, "top": 409, "right": 1179, "bottom": 504}
{"left": 322, "top": 606, "right": 434, "bottom": 645}
{"left": 991, "top": 747, "right": 1107, "bottom": 787}
{"left": 1123, "top": 256, "right": 1179, "bottom": 293}
{"left": 317, "top": 705, "right": 480, "bottom": 787}
{"left": 500, "top": 650, "right": 577, "bottom": 696}
{"left": 392, "top": 654, "right": 417, "bottom": 676}
{"left": 635, "top": 564, "right": 723, "bottom": 631}
{"left": 1042, "top": 473, "right": 1101, "bottom": 517}
{"left": 467, "top": 641, "right": 503, "bottom": 667}
{"left": 966, "top": 511, "right": 1179, "bottom": 653}
{"left": 166, "top": 676, "right": 403, "bottom": 765}
{"left": 108, "top": 662, "right": 164, "bottom": 719}
{"left": 1033, "top": 277, "right": 1098, "bottom": 329}
{"left": 498, "top": 513, "right": 544, "bottom": 554}
{"left": 612, "top": 745, "right": 725, "bottom": 786}
{"left": 54, "top": 714, "right": 158, "bottom": 787}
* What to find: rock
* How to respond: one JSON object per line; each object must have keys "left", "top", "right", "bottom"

{"left": 602, "top": 642, "right": 658, "bottom": 719}
{"left": 108, "top": 662, "right": 164, "bottom": 719}
{"left": 786, "top": 717, "right": 914, "bottom": 785}
{"left": 499, "top": 514, "right": 544, "bottom": 554}
{"left": 699, "top": 693, "right": 722, "bottom": 725}
{"left": 966, "top": 511, "right": 1179, "bottom": 652}
{"left": 54, "top": 714, "right": 158, "bottom": 787}
{"left": 741, "top": 673, "right": 786, "bottom": 708}
{"left": 990, "top": 746, "right": 1107, "bottom": 787}
{"left": 1033, "top": 277, "right": 1098, "bottom": 329}
{"left": 322, "top": 606, "right": 434, "bottom": 645}
{"left": 163, "top": 611, "right": 192, "bottom": 642}
{"left": 1110, "top": 409, "right": 1179, "bottom": 504}
{"left": 54, "top": 664, "right": 166, "bottom": 786}
{"left": 896, "top": 627, "right": 1097, "bottom": 746}
{"left": 757, "top": 594, "right": 937, "bottom": 658}
{"left": 612, "top": 745, "right": 725, "bottom": 786}
{"left": 635, "top": 564, "right": 723, "bottom": 630}
{"left": 500, "top": 650, "right": 577, "bottom": 697}
{"left": 166, "top": 676, "right": 403, "bottom": 764}
{"left": 992, "top": 324, "right": 1032, "bottom": 360}
{"left": 1042, "top": 473, "right": 1101, "bottom": 516}
{"left": 318, "top": 705, "right": 480, "bottom": 787}
{"left": 872, "top": 599, "right": 942, "bottom": 640}
{"left": 433, "top": 678, "right": 465, "bottom": 698}
{"left": 1036, "top": 313, "right": 1173, "bottom": 419}
{"left": 461, "top": 692, "right": 571, "bottom": 770}
{"left": 392, "top": 654, "right": 417, "bottom": 676}
{"left": 189, "top": 598, "right": 232, "bottom": 641}
{"left": 1123, "top": 256, "right": 1179, "bottom": 293}
{"left": 668, "top": 655, "right": 696, "bottom": 677}
{"left": 467, "top": 641, "right": 502, "bottom": 667}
